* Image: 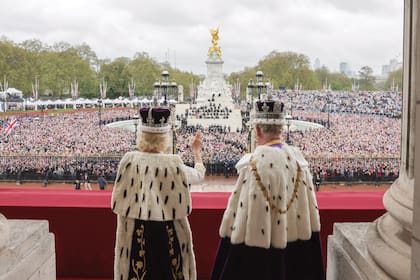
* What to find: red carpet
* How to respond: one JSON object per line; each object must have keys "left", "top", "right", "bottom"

{"left": 0, "top": 189, "right": 385, "bottom": 280}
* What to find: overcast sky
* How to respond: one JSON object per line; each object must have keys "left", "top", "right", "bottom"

{"left": 0, "top": 0, "right": 403, "bottom": 75}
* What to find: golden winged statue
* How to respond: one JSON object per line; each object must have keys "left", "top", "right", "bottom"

{"left": 210, "top": 27, "right": 219, "bottom": 46}
{"left": 208, "top": 27, "right": 222, "bottom": 58}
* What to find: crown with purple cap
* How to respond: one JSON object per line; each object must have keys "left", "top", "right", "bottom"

{"left": 139, "top": 107, "right": 171, "bottom": 133}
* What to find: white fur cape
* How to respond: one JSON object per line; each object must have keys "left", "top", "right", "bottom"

{"left": 219, "top": 144, "right": 321, "bottom": 249}
{"left": 112, "top": 151, "right": 205, "bottom": 280}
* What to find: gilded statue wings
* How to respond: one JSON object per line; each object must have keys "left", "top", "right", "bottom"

{"left": 209, "top": 27, "right": 219, "bottom": 45}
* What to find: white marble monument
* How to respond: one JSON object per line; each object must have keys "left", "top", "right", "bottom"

{"left": 176, "top": 27, "right": 242, "bottom": 132}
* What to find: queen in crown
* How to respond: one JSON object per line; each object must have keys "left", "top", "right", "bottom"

{"left": 211, "top": 95, "right": 325, "bottom": 280}
{"left": 111, "top": 106, "right": 205, "bottom": 280}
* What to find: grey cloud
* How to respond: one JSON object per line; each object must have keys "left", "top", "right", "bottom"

{"left": 0, "top": 0, "right": 404, "bottom": 75}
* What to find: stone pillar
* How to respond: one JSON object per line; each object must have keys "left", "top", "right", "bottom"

{"left": 0, "top": 214, "right": 10, "bottom": 250}
{"left": 411, "top": 0, "right": 420, "bottom": 277}
{"left": 327, "top": 0, "right": 419, "bottom": 279}
{"left": 0, "top": 219, "right": 56, "bottom": 280}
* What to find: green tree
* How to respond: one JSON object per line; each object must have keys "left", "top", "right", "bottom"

{"left": 0, "top": 40, "right": 30, "bottom": 94}
{"left": 384, "top": 68, "right": 402, "bottom": 91}
{"left": 258, "top": 51, "right": 316, "bottom": 89}
{"left": 328, "top": 73, "right": 352, "bottom": 90}
{"left": 99, "top": 57, "right": 130, "bottom": 98}
{"left": 314, "top": 66, "right": 329, "bottom": 89}
{"left": 358, "top": 66, "right": 375, "bottom": 90}
{"left": 19, "top": 39, "right": 46, "bottom": 53}
{"left": 228, "top": 51, "right": 318, "bottom": 97}
{"left": 74, "top": 43, "right": 100, "bottom": 72}
{"left": 123, "top": 52, "right": 162, "bottom": 97}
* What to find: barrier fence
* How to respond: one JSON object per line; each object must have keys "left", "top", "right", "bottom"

{"left": 0, "top": 155, "right": 399, "bottom": 184}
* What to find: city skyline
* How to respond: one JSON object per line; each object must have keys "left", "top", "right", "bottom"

{"left": 0, "top": 0, "right": 403, "bottom": 75}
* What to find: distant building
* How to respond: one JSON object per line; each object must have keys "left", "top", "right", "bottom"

{"left": 339, "top": 62, "right": 352, "bottom": 76}
{"left": 382, "top": 58, "right": 402, "bottom": 77}
{"left": 313, "top": 58, "right": 321, "bottom": 70}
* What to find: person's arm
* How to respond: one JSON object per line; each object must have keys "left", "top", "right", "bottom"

{"left": 183, "top": 130, "right": 206, "bottom": 184}
{"left": 190, "top": 130, "right": 203, "bottom": 164}
{"left": 183, "top": 163, "right": 205, "bottom": 184}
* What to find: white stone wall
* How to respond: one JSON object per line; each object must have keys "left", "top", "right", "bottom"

{"left": 0, "top": 220, "right": 55, "bottom": 280}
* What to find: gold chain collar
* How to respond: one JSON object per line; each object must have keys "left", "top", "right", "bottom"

{"left": 249, "top": 155, "right": 301, "bottom": 215}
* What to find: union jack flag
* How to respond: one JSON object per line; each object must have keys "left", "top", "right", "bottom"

{"left": 4, "top": 118, "right": 18, "bottom": 136}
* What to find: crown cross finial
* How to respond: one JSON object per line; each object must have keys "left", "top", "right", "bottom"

{"left": 262, "top": 102, "right": 270, "bottom": 112}
{"left": 159, "top": 117, "right": 166, "bottom": 124}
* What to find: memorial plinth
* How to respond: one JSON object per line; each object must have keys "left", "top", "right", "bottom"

{"left": 0, "top": 220, "right": 55, "bottom": 280}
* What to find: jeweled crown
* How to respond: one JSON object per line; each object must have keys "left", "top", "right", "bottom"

{"left": 251, "top": 94, "right": 285, "bottom": 126}
{"left": 139, "top": 107, "right": 171, "bottom": 133}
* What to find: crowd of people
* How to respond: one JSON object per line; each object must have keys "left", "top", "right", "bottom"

{"left": 177, "top": 124, "right": 245, "bottom": 178}
{"left": 283, "top": 90, "right": 402, "bottom": 118}
{"left": 0, "top": 90, "right": 402, "bottom": 184}
{"left": 178, "top": 102, "right": 232, "bottom": 119}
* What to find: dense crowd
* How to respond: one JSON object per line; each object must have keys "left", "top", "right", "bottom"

{"left": 0, "top": 90, "right": 402, "bottom": 183}
{"left": 177, "top": 125, "right": 245, "bottom": 178}
{"left": 177, "top": 102, "right": 232, "bottom": 120}
{"left": 283, "top": 90, "right": 402, "bottom": 118}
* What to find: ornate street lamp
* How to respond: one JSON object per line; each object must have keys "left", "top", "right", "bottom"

{"left": 247, "top": 79, "right": 255, "bottom": 105}
{"left": 255, "top": 70, "right": 264, "bottom": 99}
{"left": 246, "top": 70, "right": 274, "bottom": 152}
{"left": 97, "top": 98, "right": 103, "bottom": 129}
{"left": 153, "top": 70, "right": 178, "bottom": 154}
{"left": 153, "top": 70, "right": 178, "bottom": 106}
{"left": 246, "top": 70, "right": 270, "bottom": 105}
{"left": 285, "top": 114, "right": 292, "bottom": 144}
{"left": 132, "top": 115, "right": 139, "bottom": 147}
{"left": 327, "top": 93, "right": 331, "bottom": 129}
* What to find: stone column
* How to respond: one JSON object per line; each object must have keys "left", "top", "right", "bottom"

{"left": 0, "top": 214, "right": 10, "bottom": 250}
{"left": 411, "top": 0, "right": 420, "bottom": 277}
{"left": 0, "top": 219, "right": 56, "bottom": 280}
{"left": 366, "top": 0, "right": 418, "bottom": 279}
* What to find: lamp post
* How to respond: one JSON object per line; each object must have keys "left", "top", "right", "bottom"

{"left": 98, "top": 98, "right": 102, "bottom": 129}
{"left": 290, "top": 93, "right": 294, "bottom": 117}
{"left": 154, "top": 70, "right": 177, "bottom": 106}
{"left": 246, "top": 70, "right": 272, "bottom": 152}
{"left": 285, "top": 114, "right": 292, "bottom": 144}
{"left": 327, "top": 93, "right": 331, "bottom": 129}
{"left": 255, "top": 70, "right": 264, "bottom": 99}
{"left": 162, "top": 70, "right": 169, "bottom": 106}
{"left": 132, "top": 115, "right": 139, "bottom": 147}
{"left": 247, "top": 80, "right": 254, "bottom": 105}
{"left": 327, "top": 104, "right": 330, "bottom": 129}
{"left": 247, "top": 70, "right": 268, "bottom": 106}
{"left": 153, "top": 71, "right": 178, "bottom": 153}
{"left": 172, "top": 123, "right": 177, "bottom": 154}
